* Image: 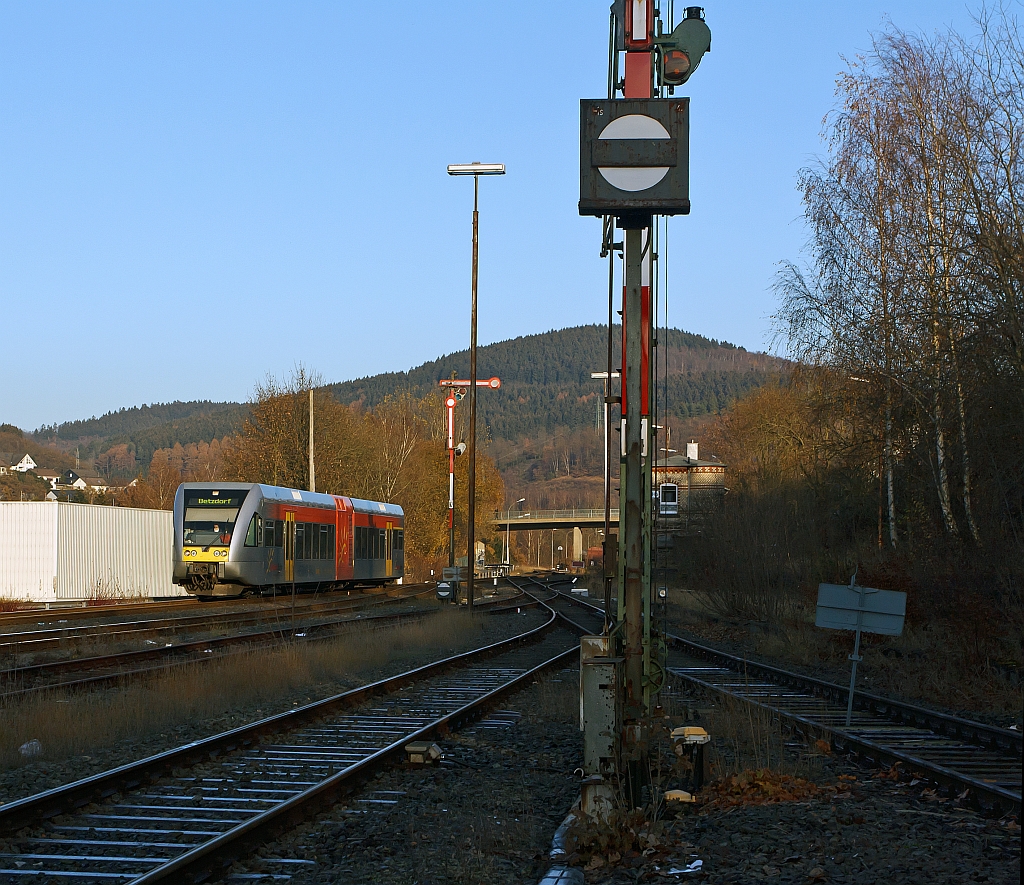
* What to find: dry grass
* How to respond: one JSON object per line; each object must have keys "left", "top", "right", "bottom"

{"left": 0, "top": 598, "right": 30, "bottom": 613}
{"left": 85, "top": 577, "right": 150, "bottom": 606}
{"left": 0, "top": 609, "right": 488, "bottom": 769}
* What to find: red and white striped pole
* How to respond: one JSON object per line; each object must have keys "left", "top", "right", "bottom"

{"left": 439, "top": 378, "right": 501, "bottom": 573}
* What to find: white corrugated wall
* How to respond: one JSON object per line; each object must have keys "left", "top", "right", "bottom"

{"left": 0, "top": 502, "right": 58, "bottom": 602}
{"left": 0, "top": 501, "right": 183, "bottom": 601}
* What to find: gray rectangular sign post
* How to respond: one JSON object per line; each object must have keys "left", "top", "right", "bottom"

{"left": 815, "top": 578, "right": 907, "bottom": 726}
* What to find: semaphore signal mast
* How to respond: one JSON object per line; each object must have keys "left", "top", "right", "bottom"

{"left": 578, "top": 1, "right": 712, "bottom": 811}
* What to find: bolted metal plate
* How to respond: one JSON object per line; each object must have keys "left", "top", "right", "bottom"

{"left": 815, "top": 583, "right": 907, "bottom": 636}
{"left": 579, "top": 98, "right": 690, "bottom": 218}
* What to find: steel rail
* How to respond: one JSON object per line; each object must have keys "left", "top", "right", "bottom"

{"left": 0, "top": 584, "right": 419, "bottom": 628}
{"left": 1, "top": 592, "right": 527, "bottom": 700}
{"left": 131, "top": 645, "right": 578, "bottom": 884}
{"left": 535, "top": 587, "right": 1021, "bottom": 813}
{"left": 0, "top": 606, "right": 564, "bottom": 831}
{"left": 0, "top": 604, "right": 579, "bottom": 884}
{"left": 0, "top": 584, "right": 436, "bottom": 651}
{"left": 674, "top": 666, "right": 1022, "bottom": 813}
{"left": 665, "top": 632, "right": 1022, "bottom": 758}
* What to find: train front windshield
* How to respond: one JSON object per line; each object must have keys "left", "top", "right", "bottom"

{"left": 182, "top": 490, "right": 248, "bottom": 546}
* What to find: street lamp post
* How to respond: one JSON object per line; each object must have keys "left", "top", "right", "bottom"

{"left": 447, "top": 162, "right": 505, "bottom": 612}
{"left": 506, "top": 497, "right": 525, "bottom": 566}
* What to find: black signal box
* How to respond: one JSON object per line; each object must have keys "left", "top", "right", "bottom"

{"left": 579, "top": 98, "right": 690, "bottom": 219}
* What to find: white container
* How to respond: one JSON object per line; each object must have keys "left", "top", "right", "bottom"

{"left": 0, "top": 501, "right": 184, "bottom": 602}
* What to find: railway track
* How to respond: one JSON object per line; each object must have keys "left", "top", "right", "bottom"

{"left": 0, "top": 598, "right": 581, "bottom": 883}
{"left": 0, "top": 588, "right": 388, "bottom": 630}
{"left": 668, "top": 634, "right": 1022, "bottom": 814}
{"left": 0, "top": 589, "right": 526, "bottom": 700}
{"left": 0, "top": 585, "right": 435, "bottom": 655}
{"left": 522, "top": 583, "right": 1021, "bottom": 814}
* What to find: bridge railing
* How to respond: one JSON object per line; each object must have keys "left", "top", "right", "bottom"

{"left": 492, "top": 509, "right": 620, "bottom": 522}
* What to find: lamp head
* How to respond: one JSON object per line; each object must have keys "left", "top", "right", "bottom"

{"left": 447, "top": 162, "right": 506, "bottom": 176}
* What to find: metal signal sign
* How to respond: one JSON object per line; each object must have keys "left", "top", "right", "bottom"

{"left": 579, "top": 99, "right": 690, "bottom": 218}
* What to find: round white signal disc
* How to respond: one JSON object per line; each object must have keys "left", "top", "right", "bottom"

{"left": 598, "top": 114, "right": 671, "bottom": 192}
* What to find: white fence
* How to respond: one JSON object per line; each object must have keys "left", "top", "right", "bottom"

{"left": 0, "top": 501, "right": 183, "bottom": 602}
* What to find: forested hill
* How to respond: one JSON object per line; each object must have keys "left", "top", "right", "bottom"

{"left": 330, "top": 325, "right": 786, "bottom": 441}
{"left": 33, "top": 402, "right": 247, "bottom": 469}
{"left": 23, "top": 325, "right": 784, "bottom": 472}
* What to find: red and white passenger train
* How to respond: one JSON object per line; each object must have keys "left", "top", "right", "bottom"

{"left": 172, "top": 482, "right": 405, "bottom": 599}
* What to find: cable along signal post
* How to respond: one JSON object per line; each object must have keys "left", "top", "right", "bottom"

{"left": 578, "top": 2, "right": 712, "bottom": 811}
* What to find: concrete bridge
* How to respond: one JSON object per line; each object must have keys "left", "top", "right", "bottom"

{"left": 490, "top": 509, "right": 619, "bottom": 532}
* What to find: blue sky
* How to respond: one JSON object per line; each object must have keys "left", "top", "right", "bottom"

{"left": 0, "top": 1, "right": 983, "bottom": 430}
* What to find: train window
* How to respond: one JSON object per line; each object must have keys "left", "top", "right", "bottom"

{"left": 394, "top": 529, "right": 403, "bottom": 552}
{"left": 304, "top": 523, "right": 313, "bottom": 560}
{"left": 244, "top": 515, "right": 261, "bottom": 548}
{"left": 327, "top": 524, "right": 335, "bottom": 559}
{"left": 378, "top": 528, "right": 386, "bottom": 559}
{"left": 263, "top": 519, "right": 274, "bottom": 547}
{"left": 355, "top": 526, "right": 364, "bottom": 559}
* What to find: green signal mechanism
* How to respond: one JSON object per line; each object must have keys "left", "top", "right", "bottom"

{"left": 657, "top": 7, "right": 711, "bottom": 88}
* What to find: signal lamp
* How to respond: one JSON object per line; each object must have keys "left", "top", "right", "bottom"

{"left": 657, "top": 7, "right": 711, "bottom": 88}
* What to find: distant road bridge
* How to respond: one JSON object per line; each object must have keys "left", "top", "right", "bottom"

{"left": 490, "top": 509, "right": 618, "bottom": 532}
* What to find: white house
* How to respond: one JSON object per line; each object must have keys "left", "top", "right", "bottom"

{"left": 59, "top": 470, "right": 88, "bottom": 491}
{"left": 12, "top": 454, "right": 37, "bottom": 473}
{"left": 34, "top": 469, "right": 62, "bottom": 489}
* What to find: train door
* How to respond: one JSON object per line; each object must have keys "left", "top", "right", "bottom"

{"left": 385, "top": 521, "right": 393, "bottom": 575}
{"left": 284, "top": 512, "right": 296, "bottom": 583}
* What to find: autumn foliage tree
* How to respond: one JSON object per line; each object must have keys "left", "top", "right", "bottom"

{"left": 219, "top": 369, "right": 504, "bottom": 580}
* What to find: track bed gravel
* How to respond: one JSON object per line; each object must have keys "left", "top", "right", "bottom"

{"left": 0, "top": 607, "right": 548, "bottom": 806}
{"left": 580, "top": 762, "right": 1019, "bottom": 884}
{"left": 227, "top": 669, "right": 583, "bottom": 884}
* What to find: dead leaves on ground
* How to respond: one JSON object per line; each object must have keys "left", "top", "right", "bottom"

{"left": 565, "top": 808, "right": 669, "bottom": 867}
{"left": 701, "top": 768, "right": 857, "bottom": 808}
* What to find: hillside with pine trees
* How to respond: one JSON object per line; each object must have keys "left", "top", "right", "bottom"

{"left": 18, "top": 325, "right": 784, "bottom": 486}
